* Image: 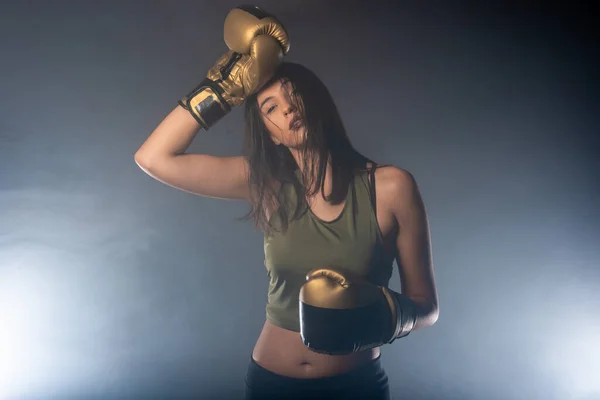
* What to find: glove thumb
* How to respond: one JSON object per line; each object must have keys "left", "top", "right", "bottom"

{"left": 306, "top": 268, "right": 348, "bottom": 286}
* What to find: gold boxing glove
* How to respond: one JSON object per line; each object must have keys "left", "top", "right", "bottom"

{"left": 179, "top": 5, "right": 290, "bottom": 129}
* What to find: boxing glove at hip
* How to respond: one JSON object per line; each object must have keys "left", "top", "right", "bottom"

{"left": 299, "top": 268, "right": 417, "bottom": 355}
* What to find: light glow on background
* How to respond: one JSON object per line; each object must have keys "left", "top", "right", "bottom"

{"left": 0, "top": 1, "right": 597, "bottom": 399}
{"left": 0, "top": 250, "right": 54, "bottom": 398}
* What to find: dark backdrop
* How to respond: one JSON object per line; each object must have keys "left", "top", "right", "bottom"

{"left": 1, "top": 1, "right": 598, "bottom": 399}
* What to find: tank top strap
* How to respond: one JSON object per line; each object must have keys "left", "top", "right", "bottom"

{"left": 353, "top": 162, "right": 378, "bottom": 220}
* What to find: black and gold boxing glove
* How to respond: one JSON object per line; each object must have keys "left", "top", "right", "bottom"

{"left": 179, "top": 5, "right": 290, "bottom": 129}
{"left": 299, "top": 268, "right": 418, "bottom": 355}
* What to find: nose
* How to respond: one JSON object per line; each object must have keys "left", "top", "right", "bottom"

{"left": 284, "top": 108, "right": 295, "bottom": 118}
{"left": 283, "top": 102, "right": 296, "bottom": 117}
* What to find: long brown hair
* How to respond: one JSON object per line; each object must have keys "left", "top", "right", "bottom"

{"left": 238, "top": 62, "right": 373, "bottom": 235}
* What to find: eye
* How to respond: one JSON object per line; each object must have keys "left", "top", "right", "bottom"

{"left": 266, "top": 105, "right": 277, "bottom": 114}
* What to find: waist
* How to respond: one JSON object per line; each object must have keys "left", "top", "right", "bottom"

{"left": 266, "top": 301, "right": 301, "bottom": 332}
{"left": 252, "top": 319, "right": 381, "bottom": 379}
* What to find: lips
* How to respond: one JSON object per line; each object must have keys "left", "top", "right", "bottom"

{"left": 289, "top": 116, "right": 303, "bottom": 130}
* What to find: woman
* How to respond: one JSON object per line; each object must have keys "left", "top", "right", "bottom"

{"left": 134, "top": 9, "right": 438, "bottom": 400}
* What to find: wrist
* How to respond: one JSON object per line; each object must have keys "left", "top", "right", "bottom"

{"left": 179, "top": 77, "right": 231, "bottom": 130}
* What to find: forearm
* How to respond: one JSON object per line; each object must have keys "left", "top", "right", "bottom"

{"left": 134, "top": 105, "right": 201, "bottom": 165}
{"left": 383, "top": 288, "right": 438, "bottom": 341}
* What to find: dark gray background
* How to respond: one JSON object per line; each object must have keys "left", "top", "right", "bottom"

{"left": 1, "top": 1, "right": 598, "bottom": 399}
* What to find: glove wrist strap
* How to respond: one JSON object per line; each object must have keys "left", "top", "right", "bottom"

{"left": 179, "top": 78, "right": 231, "bottom": 130}
{"left": 381, "top": 287, "right": 418, "bottom": 343}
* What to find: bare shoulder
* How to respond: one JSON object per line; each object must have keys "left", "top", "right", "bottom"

{"left": 371, "top": 164, "right": 422, "bottom": 215}
{"left": 372, "top": 164, "right": 417, "bottom": 194}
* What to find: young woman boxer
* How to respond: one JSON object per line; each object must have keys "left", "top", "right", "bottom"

{"left": 135, "top": 6, "right": 439, "bottom": 399}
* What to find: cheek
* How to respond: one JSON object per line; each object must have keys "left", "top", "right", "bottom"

{"left": 260, "top": 115, "right": 282, "bottom": 144}
{"left": 262, "top": 113, "right": 284, "bottom": 133}
{"left": 263, "top": 117, "right": 276, "bottom": 131}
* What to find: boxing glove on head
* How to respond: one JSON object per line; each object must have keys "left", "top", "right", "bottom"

{"left": 179, "top": 5, "right": 289, "bottom": 129}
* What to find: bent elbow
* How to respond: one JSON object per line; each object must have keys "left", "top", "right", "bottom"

{"left": 134, "top": 151, "right": 148, "bottom": 168}
{"left": 428, "top": 306, "right": 439, "bottom": 326}
{"left": 417, "top": 303, "right": 439, "bottom": 330}
{"left": 134, "top": 151, "right": 158, "bottom": 172}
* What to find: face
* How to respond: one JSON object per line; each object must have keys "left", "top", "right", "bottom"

{"left": 256, "top": 79, "right": 307, "bottom": 149}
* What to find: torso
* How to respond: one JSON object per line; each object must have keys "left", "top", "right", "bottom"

{"left": 252, "top": 163, "right": 399, "bottom": 379}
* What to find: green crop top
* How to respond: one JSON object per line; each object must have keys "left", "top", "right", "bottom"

{"left": 263, "top": 165, "right": 396, "bottom": 332}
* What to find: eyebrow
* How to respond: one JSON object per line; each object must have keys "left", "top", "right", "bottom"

{"left": 259, "top": 96, "right": 274, "bottom": 110}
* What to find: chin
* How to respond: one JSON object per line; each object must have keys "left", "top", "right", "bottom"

{"left": 293, "top": 126, "right": 307, "bottom": 138}
{"left": 294, "top": 129, "right": 308, "bottom": 144}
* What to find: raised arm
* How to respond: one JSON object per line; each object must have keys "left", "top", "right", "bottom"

{"left": 134, "top": 5, "right": 289, "bottom": 200}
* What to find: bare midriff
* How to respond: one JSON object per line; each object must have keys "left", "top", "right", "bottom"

{"left": 251, "top": 319, "right": 380, "bottom": 379}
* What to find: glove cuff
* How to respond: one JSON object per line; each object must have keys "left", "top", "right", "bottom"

{"left": 381, "top": 287, "right": 418, "bottom": 343}
{"left": 179, "top": 77, "right": 232, "bottom": 130}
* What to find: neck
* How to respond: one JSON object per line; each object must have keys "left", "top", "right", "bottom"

{"left": 288, "top": 148, "right": 333, "bottom": 196}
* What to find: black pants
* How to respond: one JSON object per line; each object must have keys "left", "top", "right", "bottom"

{"left": 244, "top": 355, "right": 391, "bottom": 400}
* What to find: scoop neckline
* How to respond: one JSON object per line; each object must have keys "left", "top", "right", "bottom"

{"left": 306, "top": 183, "right": 352, "bottom": 224}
